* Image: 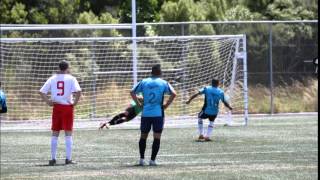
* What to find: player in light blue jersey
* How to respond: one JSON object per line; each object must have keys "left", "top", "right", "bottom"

{"left": 131, "top": 64, "right": 176, "bottom": 166}
{"left": 0, "top": 82, "right": 8, "bottom": 114}
{"left": 186, "top": 78, "right": 232, "bottom": 141}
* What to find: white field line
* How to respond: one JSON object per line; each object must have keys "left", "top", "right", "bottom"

{"left": 1, "top": 150, "right": 317, "bottom": 163}
{"left": 0, "top": 122, "right": 317, "bottom": 132}
{"left": 0, "top": 116, "right": 318, "bottom": 132}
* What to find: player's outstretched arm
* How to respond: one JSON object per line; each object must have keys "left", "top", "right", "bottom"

{"left": 186, "top": 93, "right": 200, "bottom": 104}
{"left": 223, "top": 101, "right": 233, "bottom": 111}
{"left": 130, "top": 91, "right": 142, "bottom": 107}
{"left": 39, "top": 92, "right": 53, "bottom": 106}
{"left": 99, "top": 122, "right": 109, "bottom": 130}
{"left": 163, "top": 89, "right": 177, "bottom": 110}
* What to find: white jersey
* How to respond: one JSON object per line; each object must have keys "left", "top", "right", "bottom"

{"left": 40, "top": 74, "right": 81, "bottom": 105}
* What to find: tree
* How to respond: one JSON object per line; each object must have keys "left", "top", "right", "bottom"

{"left": 225, "top": 5, "right": 256, "bottom": 20}
{"left": 119, "top": 0, "right": 163, "bottom": 23}
{"left": 159, "top": 0, "right": 215, "bottom": 35}
{"left": 76, "top": 11, "right": 120, "bottom": 37}
{"left": 0, "top": 0, "right": 28, "bottom": 24}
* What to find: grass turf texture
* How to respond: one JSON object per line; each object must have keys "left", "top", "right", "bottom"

{"left": 1, "top": 116, "right": 318, "bottom": 180}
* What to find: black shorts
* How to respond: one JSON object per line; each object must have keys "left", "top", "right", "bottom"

{"left": 198, "top": 111, "right": 217, "bottom": 121}
{"left": 125, "top": 107, "right": 137, "bottom": 121}
{"left": 140, "top": 117, "right": 164, "bottom": 133}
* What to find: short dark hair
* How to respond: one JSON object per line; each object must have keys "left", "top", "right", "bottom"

{"left": 59, "top": 60, "right": 69, "bottom": 71}
{"left": 151, "top": 64, "right": 161, "bottom": 76}
{"left": 212, "top": 78, "right": 219, "bottom": 87}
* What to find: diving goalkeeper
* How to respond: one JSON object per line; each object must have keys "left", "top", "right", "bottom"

{"left": 99, "top": 95, "right": 143, "bottom": 129}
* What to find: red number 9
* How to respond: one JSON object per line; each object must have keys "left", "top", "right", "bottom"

{"left": 57, "top": 81, "right": 64, "bottom": 96}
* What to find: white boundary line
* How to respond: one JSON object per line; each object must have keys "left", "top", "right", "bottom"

{"left": 0, "top": 113, "right": 317, "bottom": 132}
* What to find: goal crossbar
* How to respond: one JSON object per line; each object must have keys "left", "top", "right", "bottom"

{"left": 0, "top": 35, "right": 245, "bottom": 42}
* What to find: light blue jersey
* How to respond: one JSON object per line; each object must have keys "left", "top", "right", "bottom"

{"left": 199, "top": 86, "right": 225, "bottom": 115}
{"left": 0, "top": 90, "right": 7, "bottom": 113}
{"left": 132, "top": 77, "right": 174, "bottom": 117}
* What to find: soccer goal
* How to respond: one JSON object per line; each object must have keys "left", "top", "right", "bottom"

{"left": 0, "top": 35, "right": 248, "bottom": 125}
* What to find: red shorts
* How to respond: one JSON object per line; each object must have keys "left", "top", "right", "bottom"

{"left": 52, "top": 104, "right": 74, "bottom": 131}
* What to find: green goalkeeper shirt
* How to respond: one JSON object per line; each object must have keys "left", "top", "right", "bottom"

{"left": 130, "top": 100, "right": 142, "bottom": 115}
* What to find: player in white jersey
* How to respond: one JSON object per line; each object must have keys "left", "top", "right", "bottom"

{"left": 39, "top": 60, "right": 81, "bottom": 166}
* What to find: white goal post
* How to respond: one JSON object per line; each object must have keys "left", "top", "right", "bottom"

{"left": 0, "top": 35, "right": 248, "bottom": 125}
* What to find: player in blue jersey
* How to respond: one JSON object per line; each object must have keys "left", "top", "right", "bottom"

{"left": 0, "top": 82, "right": 8, "bottom": 114}
{"left": 131, "top": 64, "right": 176, "bottom": 166}
{"left": 186, "top": 78, "right": 232, "bottom": 141}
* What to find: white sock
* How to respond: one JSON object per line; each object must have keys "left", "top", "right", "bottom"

{"left": 65, "top": 136, "right": 73, "bottom": 160}
{"left": 51, "top": 136, "right": 58, "bottom": 160}
{"left": 198, "top": 118, "right": 204, "bottom": 136}
{"left": 206, "top": 121, "right": 214, "bottom": 138}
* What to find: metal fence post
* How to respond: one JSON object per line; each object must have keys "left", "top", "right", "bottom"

{"left": 268, "top": 24, "right": 274, "bottom": 114}
{"left": 91, "top": 43, "right": 97, "bottom": 120}
{"left": 132, "top": 0, "right": 138, "bottom": 86}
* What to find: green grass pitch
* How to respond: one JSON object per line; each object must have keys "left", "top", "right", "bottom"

{"left": 0, "top": 116, "right": 318, "bottom": 180}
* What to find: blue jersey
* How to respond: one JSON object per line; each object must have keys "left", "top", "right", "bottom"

{"left": 132, "top": 77, "right": 174, "bottom": 117}
{"left": 0, "top": 90, "right": 7, "bottom": 113}
{"left": 199, "top": 86, "right": 225, "bottom": 115}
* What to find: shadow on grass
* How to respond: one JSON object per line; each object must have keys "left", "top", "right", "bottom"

{"left": 120, "top": 164, "right": 162, "bottom": 168}
{"left": 35, "top": 163, "right": 66, "bottom": 167}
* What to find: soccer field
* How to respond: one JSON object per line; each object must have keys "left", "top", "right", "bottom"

{"left": 0, "top": 116, "right": 318, "bottom": 180}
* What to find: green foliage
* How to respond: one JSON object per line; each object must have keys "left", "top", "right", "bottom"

{"left": 120, "top": 0, "right": 163, "bottom": 23}
{"left": 0, "top": 0, "right": 317, "bottom": 26}
{"left": 76, "top": 11, "right": 120, "bottom": 37}
{"left": 225, "top": 5, "right": 256, "bottom": 20}
{"left": 160, "top": 0, "right": 206, "bottom": 22}
{"left": 159, "top": 0, "right": 219, "bottom": 35}
{"left": 203, "top": 0, "right": 228, "bottom": 21}
{"left": 0, "top": 1, "right": 28, "bottom": 24}
{"left": 119, "top": 0, "right": 164, "bottom": 36}
{"left": 266, "top": 0, "right": 314, "bottom": 20}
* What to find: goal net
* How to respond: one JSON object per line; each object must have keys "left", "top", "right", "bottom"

{"left": 0, "top": 35, "right": 248, "bottom": 125}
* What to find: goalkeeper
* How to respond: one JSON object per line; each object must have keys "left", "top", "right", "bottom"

{"left": 99, "top": 95, "right": 143, "bottom": 129}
